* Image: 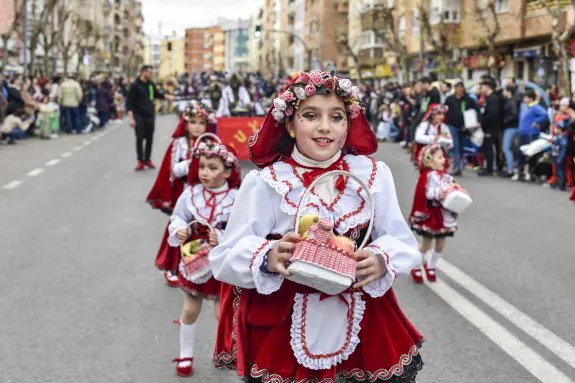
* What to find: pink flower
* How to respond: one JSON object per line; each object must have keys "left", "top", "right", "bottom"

{"left": 286, "top": 105, "right": 294, "bottom": 117}
{"left": 299, "top": 72, "right": 310, "bottom": 83}
{"left": 293, "top": 86, "right": 307, "bottom": 100}
{"left": 310, "top": 72, "right": 323, "bottom": 87}
{"left": 304, "top": 83, "right": 316, "bottom": 97}
{"left": 324, "top": 78, "right": 336, "bottom": 92}
{"left": 272, "top": 109, "right": 285, "bottom": 121}
{"left": 309, "top": 69, "right": 322, "bottom": 76}
{"left": 280, "top": 91, "right": 295, "bottom": 102}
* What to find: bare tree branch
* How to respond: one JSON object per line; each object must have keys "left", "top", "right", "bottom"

{"left": 1, "top": 0, "right": 25, "bottom": 72}
{"left": 474, "top": 0, "right": 501, "bottom": 75}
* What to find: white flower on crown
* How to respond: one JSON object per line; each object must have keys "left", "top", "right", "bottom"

{"left": 273, "top": 98, "right": 287, "bottom": 111}
{"left": 351, "top": 86, "right": 360, "bottom": 98}
{"left": 338, "top": 78, "right": 353, "bottom": 94}
{"left": 292, "top": 87, "right": 307, "bottom": 100}
{"left": 272, "top": 108, "right": 285, "bottom": 122}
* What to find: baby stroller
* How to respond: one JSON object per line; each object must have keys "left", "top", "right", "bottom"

{"left": 83, "top": 103, "right": 100, "bottom": 133}
{"left": 462, "top": 137, "right": 483, "bottom": 171}
{"left": 519, "top": 133, "right": 553, "bottom": 182}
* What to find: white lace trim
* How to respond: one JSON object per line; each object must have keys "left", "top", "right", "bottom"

{"left": 185, "top": 183, "right": 237, "bottom": 227}
{"left": 260, "top": 155, "right": 384, "bottom": 234}
{"left": 250, "top": 241, "right": 283, "bottom": 295}
{"left": 290, "top": 292, "right": 365, "bottom": 370}
{"left": 362, "top": 245, "right": 397, "bottom": 298}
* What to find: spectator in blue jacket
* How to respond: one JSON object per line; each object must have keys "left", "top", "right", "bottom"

{"left": 514, "top": 89, "right": 548, "bottom": 181}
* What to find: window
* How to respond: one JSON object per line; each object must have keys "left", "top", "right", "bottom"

{"left": 495, "top": 0, "right": 508, "bottom": 13}
{"left": 398, "top": 16, "right": 406, "bottom": 38}
{"left": 167, "top": 42, "right": 172, "bottom": 51}
{"left": 412, "top": 9, "right": 420, "bottom": 34}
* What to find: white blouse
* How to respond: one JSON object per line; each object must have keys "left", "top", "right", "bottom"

{"left": 415, "top": 121, "right": 454, "bottom": 150}
{"left": 171, "top": 137, "right": 191, "bottom": 179}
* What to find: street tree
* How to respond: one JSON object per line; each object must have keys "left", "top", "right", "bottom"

{"left": 0, "top": 0, "right": 25, "bottom": 73}
{"left": 541, "top": 0, "right": 575, "bottom": 96}
{"left": 365, "top": 0, "right": 409, "bottom": 82}
{"left": 474, "top": 0, "right": 501, "bottom": 76}
{"left": 418, "top": 2, "right": 463, "bottom": 79}
{"left": 27, "top": 0, "right": 58, "bottom": 75}
{"left": 59, "top": 10, "right": 94, "bottom": 76}
{"left": 39, "top": 0, "right": 72, "bottom": 75}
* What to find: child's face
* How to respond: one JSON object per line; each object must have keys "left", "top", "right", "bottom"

{"left": 187, "top": 117, "right": 207, "bottom": 138}
{"left": 198, "top": 156, "right": 231, "bottom": 189}
{"left": 431, "top": 113, "right": 443, "bottom": 125}
{"left": 430, "top": 150, "right": 445, "bottom": 171}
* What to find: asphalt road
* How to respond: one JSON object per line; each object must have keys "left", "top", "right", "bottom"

{"left": 1, "top": 115, "right": 573, "bottom": 383}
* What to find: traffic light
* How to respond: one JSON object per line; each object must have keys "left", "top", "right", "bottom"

{"left": 254, "top": 25, "right": 262, "bottom": 38}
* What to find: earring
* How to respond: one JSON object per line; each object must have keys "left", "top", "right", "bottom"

{"left": 289, "top": 130, "right": 296, "bottom": 138}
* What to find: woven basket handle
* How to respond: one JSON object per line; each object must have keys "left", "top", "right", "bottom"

{"left": 193, "top": 132, "right": 222, "bottom": 150}
{"left": 179, "top": 220, "right": 214, "bottom": 249}
{"left": 294, "top": 170, "right": 375, "bottom": 251}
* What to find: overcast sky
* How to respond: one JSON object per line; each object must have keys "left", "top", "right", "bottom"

{"left": 142, "top": 0, "right": 262, "bottom": 36}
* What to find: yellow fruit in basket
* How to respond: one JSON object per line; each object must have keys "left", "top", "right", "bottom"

{"left": 183, "top": 239, "right": 202, "bottom": 257}
{"left": 298, "top": 214, "right": 320, "bottom": 237}
{"left": 329, "top": 236, "right": 356, "bottom": 253}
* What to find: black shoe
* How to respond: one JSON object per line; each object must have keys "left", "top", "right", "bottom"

{"left": 450, "top": 169, "right": 462, "bottom": 177}
{"left": 498, "top": 170, "right": 512, "bottom": 178}
{"left": 477, "top": 169, "right": 493, "bottom": 177}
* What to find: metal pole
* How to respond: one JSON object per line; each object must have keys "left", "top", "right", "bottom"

{"left": 22, "top": 0, "right": 28, "bottom": 76}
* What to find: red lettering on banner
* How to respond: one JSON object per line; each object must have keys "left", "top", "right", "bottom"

{"left": 217, "top": 117, "right": 266, "bottom": 161}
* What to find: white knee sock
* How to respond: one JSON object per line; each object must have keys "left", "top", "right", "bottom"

{"left": 425, "top": 251, "right": 441, "bottom": 269}
{"left": 179, "top": 321, "right": 197, "bottom": 366}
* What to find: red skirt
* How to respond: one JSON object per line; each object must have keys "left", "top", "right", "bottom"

{"left": 154, "top": 224, "right": 181, "bottom": 274}
{"left": 409, "top": 204, "right": 455, "bottom": 239}
{"left": 178, "top": 272, "right": 221, "bottom": 300}
{"left": 236, "top": 281, "right": 423, "bottom": 382}
{"left": 213, "top": 283, "right": 241, "bottom": 369}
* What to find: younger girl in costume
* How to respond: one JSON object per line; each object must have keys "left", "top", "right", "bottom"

{"left": 168, "top": 140, "right": 241, "bottom": 377}
{"left": 413, "top": 104, "right": 453, "bottom": 166}
{"left": 210, "top": 71, "right": 423, "bottom": 383}
{"left": 146, "top": 101, "right": 216, "bottom": 287}
{"left": 408, "top": 144, "right": 458, "bottom": 283}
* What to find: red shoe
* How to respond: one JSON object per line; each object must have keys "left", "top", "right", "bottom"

{"left": 164, "top": 271, "right": 180, "bottom": 288}
{"left": 173, "top": 357, "right": 193, "bottom": 377}
{"left": 410, "top": 268, "right": 424, "bottom": 284}
{"left": 135, "top": 161, "right": 145, "bottom": 171}
{"left": 145, "top": 160, "right": 156, "bottom": 169}
{"left": 423, "top": 263, "right": 437, "bottom": 282}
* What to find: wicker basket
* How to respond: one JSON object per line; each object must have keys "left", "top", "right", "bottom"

{"left": 287, "top": 171, "right": 375, "bottom": 295}
{"left": 179, "top": 220, "right": 214, "bottom": 283}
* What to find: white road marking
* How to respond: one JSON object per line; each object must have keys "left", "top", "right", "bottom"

{"left": 61, "top": 152, "right": 72, "bottom": 158}
{"left": 45, "top": 159, "right": 61, "bottom": 167}
{"left": 90, "top": 136, "right": 99, "bottom": 141}
{"left": 438, "top": 259, "right": 575, "bottom": 370}
{"left": 73, "top": 146, "right": 83, "bottom": 151}
{"left": 26, "top": 168, "right": 44, "bottom": 177}
{"left": 82, "top": 140, "right": 91, "bottom": 146}
{"left": 427, "top": 278, "right": 572, "bottom": 383}
{"left": 3, "top": 180, "right": 23, "bottom": 190}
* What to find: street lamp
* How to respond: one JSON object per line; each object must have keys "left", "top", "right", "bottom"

{"left": 253, "top": 24, "right": 312, "bottom": 71}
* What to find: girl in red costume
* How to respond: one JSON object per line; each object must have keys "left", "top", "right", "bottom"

{"left": 146, "top": 101, "right": 216, "bottom": 287}
{"left": 209, "top": 71, "right": 423, "bottom": 383}
{"left": 408, "top": 144, "right": 458, "bottom": 283}
{"left": 167, "top": 140, "right": 241, "bottom": 377}
{"left": 412, "top": 104, "right": 453, "bottom": 166}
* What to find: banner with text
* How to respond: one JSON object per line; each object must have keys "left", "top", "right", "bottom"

{"left": 217, "top": 117, "right": 266, "bottom": 161}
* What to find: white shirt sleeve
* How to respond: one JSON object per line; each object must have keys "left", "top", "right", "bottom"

{"left": 437, "top": 125, "right": 454, "bottom": 149}
{"left": 363, "top": 163, "right": 421, "bottom": 298}
{"left": 209, "top": 171, "right": 282, "bottom": 293}
{"left": 415, "top": 122, "right": 434, "bottom": 145}
{"left": 239, "top": 86, "right": 252, "bottom": 106}
{"left": 167, "top": 187, "right": 195, "bottom": 247}
{"left": 171, "top": 139, "right": 191, "bottom": 178}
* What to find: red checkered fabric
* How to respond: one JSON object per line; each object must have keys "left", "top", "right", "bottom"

{"left": 292, "top": 241, "right": 356, "bottom": 278}
{"left": 307, "top": 219, "right": 334, "bottom": 243}
{"left": 184, "top": 256, "right": 210, "bottom": 276}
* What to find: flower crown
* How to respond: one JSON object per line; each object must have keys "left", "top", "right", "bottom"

{"left": 193, "top": 140, "right": 239, "bottom": 169}
{"left": 419, "top": 144, "right": 442, "bottom": 168}
{"left": 183, "top": 100, "right": 216, "bottom": 124}
{"left": 271, "top": 70, "right": 363, "bottom": 122}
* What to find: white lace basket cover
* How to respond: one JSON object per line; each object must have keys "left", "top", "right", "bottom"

{"left": 287, "top": 171, "right": 375, "bottom": 295}
{"left": 442, "top": 184, "right": 472, "bottom": 214}
{"left": 179, "top": 220, "right": 214, "bottom": 283}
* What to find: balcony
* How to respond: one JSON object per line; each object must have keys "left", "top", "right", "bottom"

{"left": 103, "top": 0, "right": 112, "bottom": 13}
{"left": 526, "top": 0, "right": 570, "bottom": 14}
{"left": 359, "top": 47, "right": 385, "bottom": 67}
{"left": 361, "top": 8, "right": 387, "bottom": 31}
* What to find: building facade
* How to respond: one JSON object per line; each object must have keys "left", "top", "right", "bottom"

{"left": 218, "top": 17, "right": 250, "bottom": 73}
{"left": 159, "top": 35, "right": 185, "bottom": 79}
